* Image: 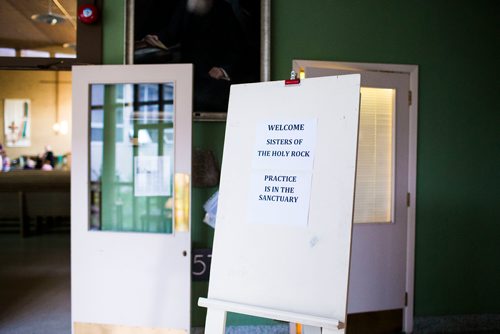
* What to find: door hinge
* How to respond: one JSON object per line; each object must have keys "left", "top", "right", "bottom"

{"left": 405, "top": 292, "right": 408, "bottom": 306}
{"left": 406, "top": 192, "right": 411, "bottom": 207}
{"left": 408, "top": 90, "right": 412, "bottom": 106}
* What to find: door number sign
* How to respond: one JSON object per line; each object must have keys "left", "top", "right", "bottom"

{"left": 192, "top": 248, "right": 212, "bottom": 281}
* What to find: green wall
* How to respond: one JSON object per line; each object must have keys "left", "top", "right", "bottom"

{"left": 102, "top": 0, "right": 500, "bottom": 324}
{"left": 191, "top": 122, "right": 220, "bottom": 326}
{"left": 271, "top": 0, "right": 500, "bottom": 316}
{"left": 102, "top": 0, "right": 125, "bottom": 64}
{"left": 191, "top": 122, "right": 279, "bottom": 326}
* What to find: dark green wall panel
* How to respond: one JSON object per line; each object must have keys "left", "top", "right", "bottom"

{"left": 191, "top": 121, "right": 281, "bottom": 326}
{"left": 191, "top": 122, "right": 221, "bottom": 326}
{"left": 272, "top": 0, "right": 500, "bottom": 316}
{"left": 102, "top": 0, "right": 125, "bottom": 64}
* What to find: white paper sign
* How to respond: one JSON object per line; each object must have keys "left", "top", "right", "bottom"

{"left": 252, "top": 118, "right": 317, "bottom": 171}
{"left": 134, "top": 156, "right": 171, "bottom": 197}
{"left": 248, "top": 170, "right": 313, "bottom": 226}
{"left": 248, "top": 118, "right": 317, "bottom": 226}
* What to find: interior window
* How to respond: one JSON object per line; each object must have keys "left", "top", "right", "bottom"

{"left": 354, "top": 87, "right": 395, "bottom": 224}
{"left": 89, "top": 82, "right": 176, "bottom": 234}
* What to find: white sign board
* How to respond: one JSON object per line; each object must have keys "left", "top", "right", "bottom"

{"left": 206, "top": 75, "right": 361, "bottom": 326}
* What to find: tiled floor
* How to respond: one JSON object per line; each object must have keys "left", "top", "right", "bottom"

{"left": 413, "top": 314, "right": 500, "bottom": 334}
{"left": 0, "top": 233, "right": 290, "bottom": 334}
{"left": 0, "top": 233, "right": 71, "bottom": 334}
{"left": 1, "top": 232, "right": 497, "bottom": 334}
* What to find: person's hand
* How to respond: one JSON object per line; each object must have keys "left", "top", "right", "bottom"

{"left": 208, "top": 67, "right": 230, "bottom": 81}
{"left": 137, "top": 35, "right": 168, "bottom": 50}
{"left": 144, "top": 34, "right": 160, "bottom": 43}
{"left": 146, "top": 35, "right": 168, "bottom": 50}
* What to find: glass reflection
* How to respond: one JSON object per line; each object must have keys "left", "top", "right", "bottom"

{"left": 90, "top": 83, "right": 175, "bottom": 233}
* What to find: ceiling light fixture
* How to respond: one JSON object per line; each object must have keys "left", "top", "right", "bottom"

{"left": 31, "top": 0, "right": 66, "bottom": 26}
{"left": 63, "top": 42, "right": 76, "bottom": 49}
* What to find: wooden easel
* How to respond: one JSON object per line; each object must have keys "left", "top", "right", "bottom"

{"left": 199, "top": 74, "right": 361, "bottom": 333}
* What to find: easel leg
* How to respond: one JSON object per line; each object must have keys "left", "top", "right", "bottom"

{"left": 303, "top": 325, "right": 321, "bottom": 334}
{"left": 321, "top": 328, "right": 344, "bottom": 334}
{"left": 205, "top": 308, "right": 227, "bottom": 334}
{"left": 302, "top": 325, "right": 345, "bottom": 334}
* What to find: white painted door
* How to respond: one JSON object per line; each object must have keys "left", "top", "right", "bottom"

{"left": 71, "top": 65, "right": 192, "bottom": 333}
{"left": 300, "top": 65, "right": 411, "bottom": 314}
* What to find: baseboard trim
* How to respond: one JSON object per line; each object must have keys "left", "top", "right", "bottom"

{"left": 191, "top": 325, "right": 289, "bottom": 334}
{"left": 414, "top": 313, "right": 500, "bottom": 333}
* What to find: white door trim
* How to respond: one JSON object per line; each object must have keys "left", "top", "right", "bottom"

{"left": 293, "top": 60, "right": 418, "bottom": 333}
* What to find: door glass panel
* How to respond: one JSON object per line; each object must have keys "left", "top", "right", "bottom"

{"left": 354, "top": 87, "right": 395, "bottom": 224}
{"left": 90, "top": 82, "right": 175, "bottom": 233}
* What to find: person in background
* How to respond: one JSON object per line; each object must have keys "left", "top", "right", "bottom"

{"left": 0, "top": 143, "right": 3, "bottom": 172}
{"left": 0, "top": 143, "right": 10, "bottom": 172}
{"left": 24, "top": 158, "right": 36, "bottom": 170}
{"left": 143, "top": 0, "right": 246, "bottom": 112}
{"left": 42, "top": 145, "right": 55, "bottom": 168}
{"left": 41, "top": 160, "right": 53, "bottom": 171}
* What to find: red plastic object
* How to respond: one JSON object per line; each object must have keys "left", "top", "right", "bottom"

{"left": 77, "top": 4, "right": 99, "bottom": 24}
{"left": 285, "top": 78, "right": 301, "bottom": 85}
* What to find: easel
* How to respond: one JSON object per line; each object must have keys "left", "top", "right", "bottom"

{"left": 199, "top": 298, "right": 345, "bottom": 333}
{"left": 199, "top": 73, "right": 361, "bottom": 334}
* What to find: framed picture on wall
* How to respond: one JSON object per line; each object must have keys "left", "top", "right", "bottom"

{"left": 129, "top": 0, "right": 270, "bottom": 120}
{"left": 3, "top": 98, "right": 31, "bottom": 147}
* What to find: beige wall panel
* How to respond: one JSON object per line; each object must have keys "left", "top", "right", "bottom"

{"left": 0, "top": 70, "right": 71, "bottom": 159}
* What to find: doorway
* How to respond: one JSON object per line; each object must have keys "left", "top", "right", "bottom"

{"left": 293, "top": 60, "right": 419, "bottom": 333}
{"left": 0, "top": 69, "right": 72, "bottom": 333}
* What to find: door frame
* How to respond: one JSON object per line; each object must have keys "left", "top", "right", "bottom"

{"left": 293, "top": 60, "right": 418, "bottom": 332}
